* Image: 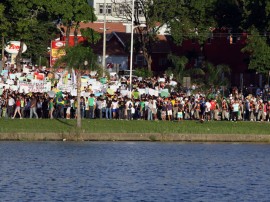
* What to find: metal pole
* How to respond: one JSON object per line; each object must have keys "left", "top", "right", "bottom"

{"left": 102, "top": 0, "right": 107, "bottom": 78}
{"left": 1, "top": 35, "right": 4, "bottom": 71}
{"left": 129, "top": 0, "right": 135, "bottom": 98}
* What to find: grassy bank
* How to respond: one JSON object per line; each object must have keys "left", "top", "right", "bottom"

{"left": 0, "top": 118, "right": 269, "bottom": 135}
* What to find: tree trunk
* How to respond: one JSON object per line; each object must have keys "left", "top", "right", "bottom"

{"left": 74, "top": 22, "right": 80, "bottom": 46}
{"left": 143, "top": 50, "right": 152, "bottom": 72}
{"left": 15, "top": 40, "right": 24, "bottom": 72}
{"left": 76, "top": 71, "right": 81, "bottom": 128}
{"left": 1, "top": 35, "right": 4, "bottom": 71}
{"left": 65, "top": 24, "right": 71, "bottom": 47}
{"left": 147, "top": 54, "right": 152, "bottom": 72}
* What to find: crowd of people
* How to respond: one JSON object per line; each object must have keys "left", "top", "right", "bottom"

{"left": 0, "top": 65, "right": 270, "bottom": 122}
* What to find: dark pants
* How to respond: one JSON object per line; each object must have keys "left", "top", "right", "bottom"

{"left": 232, "top": 111, "right": 238, "bottom": 121}
{"left": 7, "top": 105, "right": 14, "bottom": 118}
{"left": 89, "top": 106, "right": 94, "bottom": 119}
{"left": 245, "top": 110, "right": 250, "bottom": 121}
{"left": 119, "top": 108, "right": 124, "bottom": 119}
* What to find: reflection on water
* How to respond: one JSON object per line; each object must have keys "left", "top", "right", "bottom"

{"left": 0, "top": 142, "right": 270, "bottom": 201}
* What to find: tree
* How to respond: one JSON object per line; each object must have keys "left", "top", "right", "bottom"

{"left": 240, "top": 1, "right": 270, "bottom": 76}
{"left": 242, "top": 28, "right": 270, "bottom": 75}
{"left": 46, "top": 0, "right": 96, "bottom": 47}
{"left": 2, "top": 0, "right": 58, "bottom": 70}
{"left": 162, "top": 0, "right": 217, "bottom": 45}
{"left": 166, "top": 54, "right": 188, "bottom": 83}
{"left": 54, "top": 45, "right": 99, "bottom": 128}
{"left": 111, "top": 0, "right": 168, "bottom": 71}
{"left": 0, "top": 3, "right": 10, "bottom": 68}
{"left": 203, "top": 62, "right": 231, "bottom": 89}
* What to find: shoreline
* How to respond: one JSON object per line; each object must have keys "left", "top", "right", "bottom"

{"left": 0, "top": 133, "right": 270, "bottom": 143}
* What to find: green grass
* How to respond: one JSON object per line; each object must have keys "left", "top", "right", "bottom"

{"left": 0, "top": 118, "right": 269, "bottom": 135}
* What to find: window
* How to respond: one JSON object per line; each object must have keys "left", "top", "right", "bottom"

{"left": 107, "top": 4, "right": 112, "bottom": 14}
{"left": 98, "top": 4, "right": 103, "bottom": 14}
{"left": 98, "top": 3, "right": 112, "bottom": 15}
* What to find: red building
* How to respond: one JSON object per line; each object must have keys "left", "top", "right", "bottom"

{"left": 59, "top": 22, "right": 261, "bottom": 87}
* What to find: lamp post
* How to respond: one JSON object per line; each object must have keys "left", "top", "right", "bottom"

{"left": 129, "top": 0, "right": 135, "bottom": 98}
{"left": 102, "top": 0, "right": 107, "bottom": 78}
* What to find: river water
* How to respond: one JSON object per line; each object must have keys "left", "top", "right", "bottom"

{"left": 0, "top": 142, "right": 269, "bottom": 201}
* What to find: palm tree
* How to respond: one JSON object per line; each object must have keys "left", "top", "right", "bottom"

{"left": 54, "top": 44, "right": 99, "bottom": 128}
{"left": 167, "top": 54, "right": 188, "bottom": 82}
{"left": 203, "top": 62, "right": 231, "bottom": 89}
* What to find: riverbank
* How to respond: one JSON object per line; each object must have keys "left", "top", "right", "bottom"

{"left": 0, "top": 119, "right": 269, "bottom": 142}
{"left": 1, "top": 132, "right": 270, "bottom": 142}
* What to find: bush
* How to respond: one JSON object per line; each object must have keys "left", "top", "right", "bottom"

{"left": 134, "top": 67, "right": 153, "bottom": 78}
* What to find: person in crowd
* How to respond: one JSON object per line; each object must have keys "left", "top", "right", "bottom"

{"left": 30, "top": 94, "right": 38, "bottom": 119}
{"left": 80, "top": 96, "right": 85, "bottom": 119}
{"left": 106, "top": 97, "right": 112, "bottom": 119}
{"left": 257, "top": 100, "right": 264, "bottom": 121}
{"left": 177, "top": 101, "right": 184, "bottom": 121}
{"left": 37, "top": 97, "right": 43, "bottom": 118}
{"left": 42, "top": 96, "right": 49, "bottom": 119}
{"left": 166, "top": 98, "right": 173, "bottom": 121}
{"left": 161, "top": 101, "right": 167, "bottom": 121}
{"left": 49, "top": 98, "right": 54, "bottom": 119}
{"left": 111, "top": 98, "right": 118, "bottom": 119}
{"left": 0, "top": 95, "right": 5, "bottom": 118}
{"left": 194, "top": 101, "right": 201, "bottom": 120}
{"left": 85, "top": 97, "right": 89, "bottom": 118}
{"left": 7, "top": 94, "right": 15, "bottom": 118}
{"left": 205, "top": 99, "right": 211, "bottom": 121}
{"left": 231, "top": 99, "right": 240, "bottom": 122}
{"left": 20, "top": 95, "right": 26, "bottom": 118}
{"left": 173, "top": 100, "right": 179, "bottom": 121}
{"left": 118, "top": 97, "right": 125, "bottom": 120}
{"left": 244, "top": 97, "right": 250, "bottom": 121}
{"left": 126, "top": 98, "right": 133, "bottom": 120}
{"left": 88, "top": 94, "right": 95, "bottom": 119}
{"left": 12, "top": 96, "right": 22, "bottom": 119}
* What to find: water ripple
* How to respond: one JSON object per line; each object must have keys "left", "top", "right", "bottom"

{"left": 0, "top": 142, "right": 270, "bottom": 201}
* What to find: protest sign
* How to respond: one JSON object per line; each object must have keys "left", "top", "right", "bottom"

{"left": 149, "top": 88, "right": 159, "bottom": 97}
{"left": 23, "top": 66, "right": 30, "bottom": 74}
{"left": 138, "top": 89, "right": 146, "bottom": 95}
{"left": 120, "top": 90, "right": 129, "bottom": 97}
{"left": 19, "top": 81, "right": 51, "bottom": 93}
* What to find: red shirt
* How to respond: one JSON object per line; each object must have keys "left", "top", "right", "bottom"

{"left": 16, "top": 100, "right": 21, "bottom": 107}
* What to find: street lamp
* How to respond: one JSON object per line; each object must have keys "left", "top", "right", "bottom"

{"left": 129, "top": 0, "right": 146, "bottom": 98}
{"left": 129, "top": 0, "right": 135, "bottom": 98}
{"left": 102, "top": 0, "right": 107, "bottom": 78}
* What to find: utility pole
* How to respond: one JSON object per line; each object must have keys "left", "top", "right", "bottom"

{"left": 102, "top": 0, "right": 107, "bottom": 78}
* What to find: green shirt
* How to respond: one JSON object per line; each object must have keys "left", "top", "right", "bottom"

{"left": 88, "top": 97, "right": 95, "bottom": 107}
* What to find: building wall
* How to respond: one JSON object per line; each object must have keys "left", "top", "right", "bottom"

{"left": 91, "top": 0, "right": 145, "bottom": 23}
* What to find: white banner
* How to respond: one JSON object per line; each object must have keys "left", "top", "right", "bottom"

{"left": 19, "top": 81, "right": 51, "bottom": 93}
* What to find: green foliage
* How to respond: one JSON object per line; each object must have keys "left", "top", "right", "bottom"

{"left": 54, "top": 45, "right": 98, "bottom": 71}
{"left": 161, "top": 0, "right": 217, "bottom": 45}
{"left": 134, "top": 67, "right": 153, "bottom": 78}
{"left": 166, "top": 54, "right": 188, "bottom": 82}
{"left": 80, "top": 28, "right": 101, "bottom": 45}
{"left": 242, "top": 28, "right": 270, "bottom": 75}
{"left": 202, "top": 62, "right": 231, "bottom": 88}
{"left": 46, "top": 0, "right": 97, "bottom": 46}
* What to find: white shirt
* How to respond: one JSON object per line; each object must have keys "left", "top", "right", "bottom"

{"left": 205, "top": 102, "right": 211, "bottom": 112}
{"left": 8, "top": 97, "right": 15, "bottom": 106}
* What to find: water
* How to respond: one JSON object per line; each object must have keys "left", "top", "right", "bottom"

{"left": 0, "top": 142, "right": 270, "bottom": 201}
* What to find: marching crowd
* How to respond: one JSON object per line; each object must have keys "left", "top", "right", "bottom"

{"left": 0, "top": 66, "right": 270, "bottom": 122}
{"left": 1, "top": 84, "right": 270, "bottom": 122}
